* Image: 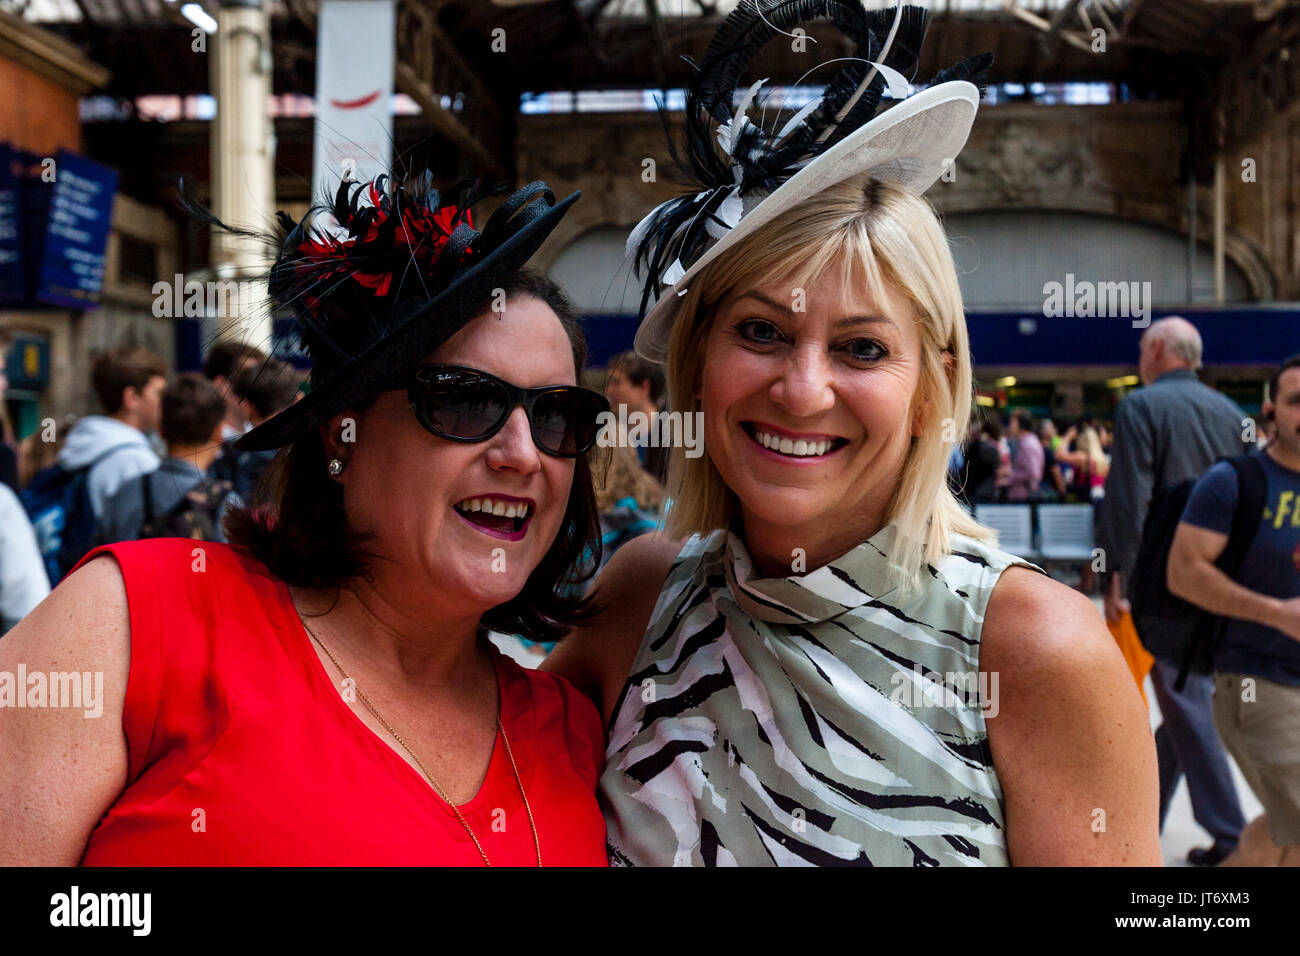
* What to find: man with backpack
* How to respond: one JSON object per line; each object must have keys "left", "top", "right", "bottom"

{"left": 1168, "top": 354, "right": 1300, "bottom": 866}
{"left": 1098, "top": 316, "right": 1252, "bottom": 866}
{"left": 96, "top": 373, "right": 238, "bottom": 545}
{"left": 21, "top": 347, "right": 165, "bottom": 582}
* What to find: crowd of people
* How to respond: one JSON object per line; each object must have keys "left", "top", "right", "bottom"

{"left": 0, "top": 338, "right": 303, "bottom": 631}
{"left": 3, "top": 277, "right": 1297, "bottom": 869}
{"left": 947, "top": 314, "right": 1300, "bottom": 867}
{"left": 951, "top": 408, "right": 1113, "bottom": 508}
{"left": 0, "top": 1, "right": 1297, "bottom": 869}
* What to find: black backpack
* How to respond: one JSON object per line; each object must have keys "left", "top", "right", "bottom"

{"left": 1129, "top": 454, "right": 1267, "bottom": 690}
{"left": 20, "top": 442, "right": 138, "bottom": 584}
{"left": 138, "top": 472, "right": 234, "bottom": 541}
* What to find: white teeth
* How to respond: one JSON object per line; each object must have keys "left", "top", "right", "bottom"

{"left": 456, "top": 497, "right": 530, "bottom": 518}
{"left": 753, "top": 430, "right": 834, "bottom": 458}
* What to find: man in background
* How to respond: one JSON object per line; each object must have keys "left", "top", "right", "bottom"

{"left": 1168, "top": 354, "right": 1300, "bottom": 865}
{"left": 210, "top": 357, "right": 302, "bottom": 500}
{"left": 956, "top": 418, "right": 1001, "bottom": 508}
{"left": 1099, "top": 315, "right": 1251, "bottom": 866}
{"left": 57, "top": 346, "right": 165, "bottom": 522}
{"left": 605, "top": 350, "right": 668, "bottom": 485}
{"left": 1006, "top": 410, "right": 1044, "bottom": 502}
{"left": 203, "top": 340, "right": 268, "bottom": 442}
{"left": 97, "top": 373, "right": 236, "bottom": 544}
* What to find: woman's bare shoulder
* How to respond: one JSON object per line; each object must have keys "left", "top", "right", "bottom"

{"left": 2, "top": 553, "right": 131, "bottom": 668}
{"left": 980, "top": 565, "right": 1160, "bottom": 864}
{"left": 543, "top": 532, "right": 684, "bottom": 723}
{"left": 980, "top": 565, "right": 1135, "bottom": 713}
{"left": 0, "top": 553, "right": 131, "bottom": 864}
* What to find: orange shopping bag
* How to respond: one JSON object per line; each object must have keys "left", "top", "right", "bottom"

{"left": 1106, "top": 611, "right": 1153, "bottom": 707}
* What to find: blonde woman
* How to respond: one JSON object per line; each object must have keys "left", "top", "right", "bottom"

{"left": 546, "top": 1, "right": 1158, "bottom": 866}
{"left": 1068, "top": 424, "right": 1111, "bottom": 501}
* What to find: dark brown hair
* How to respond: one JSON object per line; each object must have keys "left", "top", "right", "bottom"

{"left": 91, "top": 346, "right": 167, "bottom": 414}
{"left": 230, "top": 357, "right": 303, "bottom": 421}
{"left": 609, "top": 349, "right": 666, "bottom": 405}
{"left": 1268, "top": 353, "right": 1300, "bottom": 406}
{"left": 161, "top": 372, "right": 226, "bottom": 447}
{"left": 203, "top": 340, "right": 267, "bottom": 381}
{"left": 224, "top": 269, "right": 603, "bottom": 643}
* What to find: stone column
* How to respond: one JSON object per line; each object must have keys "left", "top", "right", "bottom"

{"left": 210, "top": 0, "right": 273, "bottom": 349}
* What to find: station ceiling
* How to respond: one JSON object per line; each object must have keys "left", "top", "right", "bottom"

{"left": 3, "top": 0, "right": 1282, "bottom": 102}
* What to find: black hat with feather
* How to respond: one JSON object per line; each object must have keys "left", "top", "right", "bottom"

{"left": 627, "top": 1, "right": 992, "bottom": 363}
{"left": 203, "top": 173, "right": 579, "bottom": 452}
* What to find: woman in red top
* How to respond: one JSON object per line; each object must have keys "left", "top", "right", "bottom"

{"left": 0, "top": 174, "right": 609, "bottom": 865}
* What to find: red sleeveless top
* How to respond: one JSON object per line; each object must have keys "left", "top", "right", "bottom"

{"left": 71, "top": 538, "right": 607, "bottom": 866}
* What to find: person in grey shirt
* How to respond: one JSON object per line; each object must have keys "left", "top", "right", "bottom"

{"left": 98, "top": 373, "right": 239, "bottom": 545}
{"left": 1098, "top": 315, "right": 1251, "bottom": 866}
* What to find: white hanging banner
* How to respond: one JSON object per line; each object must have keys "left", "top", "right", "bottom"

{"left": 312, "top": 0, "right": 395, "bottom": 203}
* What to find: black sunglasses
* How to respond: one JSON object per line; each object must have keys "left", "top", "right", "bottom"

{"left": 407, "top": 365, "right": 610, "bottom": 458}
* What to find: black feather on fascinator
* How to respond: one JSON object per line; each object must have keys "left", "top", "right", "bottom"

{"left": 627, "top": 1, "right": 992, "bottom": 352}
{"left": 183, "top": 171, "right": 580, "bottom": 451}
{"left": 264, "top": 173, "right": 490, "bottom": 380}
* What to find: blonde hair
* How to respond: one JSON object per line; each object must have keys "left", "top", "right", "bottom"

{"left": 594, "top": 441, "right": 666, "bottom": 513}
{"left": 1078, "top": 425, "right": 1107, "bottom": 473}
{"left": 660, "top": 174, "right": 993, "bottom": 595}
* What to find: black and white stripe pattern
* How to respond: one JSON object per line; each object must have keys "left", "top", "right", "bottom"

{"left": 599, "top": 522, "right": 1043, "bottom": 866}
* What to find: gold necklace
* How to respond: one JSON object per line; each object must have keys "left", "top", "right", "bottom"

{"left": 300, "top": 619, "right": 541, "bottom": 867}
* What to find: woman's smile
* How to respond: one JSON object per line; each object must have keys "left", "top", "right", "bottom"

{"left": 741, "top": 420, "right": 851, "bottom": 462}
{"left": 452, "top": 493, "right": 537, "bottom": 541}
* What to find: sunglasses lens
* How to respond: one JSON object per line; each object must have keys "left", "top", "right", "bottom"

{"left": 532, "top": 389, "right": 605, "bottom": 455}
{"left": 418, "top": 370, "right": 507, "bottom": 439}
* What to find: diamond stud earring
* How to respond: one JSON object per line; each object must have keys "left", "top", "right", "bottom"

{"left": 328, "top": 458, "right": 344, "bottom": 477}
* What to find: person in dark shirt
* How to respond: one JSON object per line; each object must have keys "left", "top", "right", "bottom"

{"left": 1170, "top": 353, "right": 1300, "bottom": 865}
{"left": 1038, "top": 418, "right": 1066, "bottom": 500}
{"left": 1099, "top": 316, "right": 1249, "bottom": 866}
{"left": 210, "top": 357, "right": 303, "bottom": 500}
{"left": 956, "top": 418, "right": 1001, "bottom": 506}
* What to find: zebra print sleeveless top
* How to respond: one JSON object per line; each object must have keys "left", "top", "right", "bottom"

{"left": 598, "top": 520, "right": 1044, "bottom": 866}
